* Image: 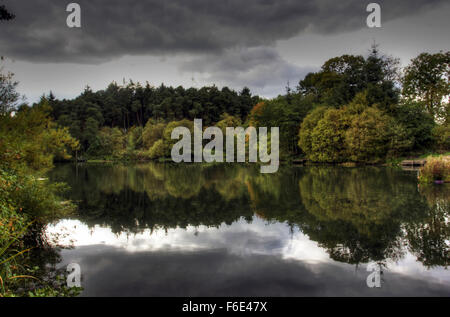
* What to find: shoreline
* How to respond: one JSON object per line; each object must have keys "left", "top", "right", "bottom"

{"left": 65, "top": 151, "right": 450, "bottom": 168}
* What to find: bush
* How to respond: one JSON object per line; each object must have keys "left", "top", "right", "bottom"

{"left": 142, "top": 121, "right": 166, "bottom": 149}
{"left": 310, "top": 108, "right": 350, "bottom": 162}
{"left": 345, "top": 107, "right": 390, "bottom": 162}
{"left": 432, "top": 123, "right": 450, "bottom": 151}
{"left": 385, "top": 121, "right": 414, "bottom": 157}
{"left": 0, "top": 104, "right": 79, "bottom": 171}
{"left": 418, "top": 156, "right": 450, "bottom": 183}
{"left": 391, "top": 101, "right": 435, "bottom": 152}
{"left": 0, "top": 168, "right": 76, "bottom": 296}
{"left": 298, "top": 93, "right": 438, "bottom": 163}
{"left": 126, "top": 126, "right": 143, "bottom": 152}
{"left": 298, "top": 106, "right": 327, "bottom": 159}
{"left": 87, "top": 127, "right": 124, "bottom": 158}
{"left": 148, "top": 139, "right": 168, "bottom": 159}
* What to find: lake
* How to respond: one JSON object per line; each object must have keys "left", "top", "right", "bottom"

{"left": 46, "top": 163, "right": 449, "bottom": 296}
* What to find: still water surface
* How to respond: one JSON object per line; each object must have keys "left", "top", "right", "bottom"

{"left": 47, "top": 163, "right": 449, "bottom": 296}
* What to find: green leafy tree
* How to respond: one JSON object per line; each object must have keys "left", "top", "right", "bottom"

{"left": 87, "top": 127, "right": 124, "bottom": 158}
{"left": 310, "top": 108, "right": 351, "bottom": 162}
{"left": 402, "top": 52, "right": 450, "bottom": 121}
{"left": 390, "top": 101, "right": 435, "bottom": 152}
{"left": 432, "top": 124, "right": 450, "bottom": 151}
{"left": 148, "top": 139, "right": 168, "bottom": 159}
{"left": 345, "top": 107, "right": 390, "bottom": 162}
{"left": 298, "top": 106, "right": 328, "bottom": 159}
{"left": 250, "top": 95, "right": 313, "bottom": 158}
{"left": 45, "top": 81, "right": 257, "bottom": 155}
{"left": 216, "top": 113, "right": 242, "bottom": 133}
{"left": 1, "top": 103, "right": 79, "bottom": 171}
{"left": 0, "top": 58, "right": 20, "bottom": 115}
{"left": 142, "top": 121, "right": 166, "bottom": 149}
{"left": 298, "top": 46, "right": 399, "bottom": 109}
{"left": 146, "top": 119, "right": 194, "bottom": 159}
{"left": 385, "top": 121, "right": 413, "bottom": 157}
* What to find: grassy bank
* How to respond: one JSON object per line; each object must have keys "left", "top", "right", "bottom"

{"left": 418, "top": 155, "right": 450, "bottom": 183}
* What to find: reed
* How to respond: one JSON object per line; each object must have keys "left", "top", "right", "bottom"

{"left": 418, "top": 156, "right": 450, "bottom": 183}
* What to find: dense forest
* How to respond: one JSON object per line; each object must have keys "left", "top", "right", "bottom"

{"left": 20, "top": 47, "right": 449, "bottom": 163}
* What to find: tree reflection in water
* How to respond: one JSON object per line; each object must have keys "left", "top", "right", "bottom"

{"left": 49, "top": 163, "right": 449, "bottom": 268}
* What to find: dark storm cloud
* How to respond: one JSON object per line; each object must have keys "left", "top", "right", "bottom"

{"left": 0, "top": 0, "right": 447, "bottom": 63}
{"left": 181, "top": 47, "right": 317, "bottom": 94}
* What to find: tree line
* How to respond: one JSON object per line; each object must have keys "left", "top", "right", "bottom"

{"left": 5, "top": 47, "right": 450, "bottom": 164}
{"left": 21, "top": 46, "right": 447, "bottom": 163}
{"left": 36, "top": 83, "right": 258, "bottom": 156}
{"left": 253, "top": 47, "right": 449, "bottom": 162}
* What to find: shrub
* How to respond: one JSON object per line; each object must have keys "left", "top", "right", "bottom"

{"left": 298, "top": 94, "right": 437, "bottom": 163}
{"left": 432, "top": 123, "right": 450, "bottom": 151}
{"left": 0, "top": 104, "right": 79, "bottom": 171}
{"left": 142, "top": 121, "right": 166, "bottom": 149}
{"left": 148, "top": 139, "right": 168, "bottom": 159}
{"left": 0, "top": 168, "right": 76, "bottom": 296}
{"left": 418, "top": 156, "right": 450, "bottom": 183}
{"left": 87, "top": 127, "right": 124, "bottom": 158}
{"left": 345, "top": 107, "right": 390, "bottom": 162}
{"left": 391, "top": 101, "right": 435, "bottom": 152}
{"left": 386, "top": 121, "right": 414, "bottom": 157}
{"left": 309, "top": 108, "right": 351, "bottom": 162}
{"left": 298, "top": 106, "right": 327, "bottom": 159}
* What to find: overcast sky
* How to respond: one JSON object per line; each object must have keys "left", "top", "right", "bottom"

{"left": 1, "top": 0, "right": 449, "bottom": 102}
